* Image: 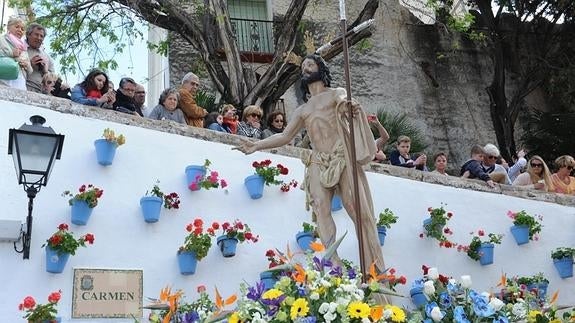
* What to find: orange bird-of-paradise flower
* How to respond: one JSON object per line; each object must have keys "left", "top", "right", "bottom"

{"left": 309, "top": 241, "right": 325, "bottom": 252}
{"left": 549, "top": 290, "right": 559, "bottom": 304}
{"left": 497, "top": 274, "right": 507, "bottom": 287}
{"left": 214, "top": 287, "right": 237, "bottom": 312}
{"left": 158, "top": 286, "right": 184, "bottom": 323}
{"left": 368, "top": 263, "right": 394, "bottom": 283}
{"left": 293, "top": 263, "right": 306, "bottom": 283}
{"left": 370, "top": 305, "right": 383, "bottom": 321}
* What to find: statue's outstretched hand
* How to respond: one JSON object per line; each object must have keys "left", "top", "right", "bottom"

{"left": 232, "top": 139, "right": 257, "bottom": 155}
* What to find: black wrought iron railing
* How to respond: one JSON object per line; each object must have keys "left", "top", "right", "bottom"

{"left": 230, "top": 18, "right": 274, "bottom": 54}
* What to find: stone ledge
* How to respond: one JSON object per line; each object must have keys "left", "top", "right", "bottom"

{"left": 1, "top": 87, "right": 573, "bottom": 207}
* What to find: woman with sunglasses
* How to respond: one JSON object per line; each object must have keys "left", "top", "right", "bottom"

{"left": 551, "top": 155, "right": 575, "bottom": 195}
{"left": 512, "top": 155, "right": 554, "bottom": 192}
{"left": 262, "top": 110, "right": 287, "bottom": 139}
{"left": 237, "top": 105, "right": 263, "bottom": 139}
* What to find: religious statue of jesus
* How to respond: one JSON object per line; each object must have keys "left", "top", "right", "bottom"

{"left": 234, "top": 54, "right": 386, "bottom": 280}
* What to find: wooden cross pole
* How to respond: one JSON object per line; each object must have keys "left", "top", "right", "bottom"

{"left": 338, "top": 0, "right": 367, "bottom": 283}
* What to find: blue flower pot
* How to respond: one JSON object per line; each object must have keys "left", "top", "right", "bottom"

{"left": 177, "top": 251, "right": 198, "bottom": 275}
{"left": 41, "top": 317, "right": 61, "bottom": 323}
{"left": 410, "top": 286, "right": 427, "bottom": 307}
{"left": 295, "top": 231, "right": 314, "bottom": 251}
{"left": 553, "top": 257, "right": 574, "bottom": 278}
{"left": 331, "top": 195, "right": 343, "bottom": 211}
{"left": 140, "top": 196, "right": 163, "bottom": 223}
{"left": 377, "top": 226, "right": 387, "bottom": 246}
{"left": 185, "top": 165, "right": 206, "bottom": 191}
{"left": 45, "top": 246, "right": 70, "bottom": 274}
{"left": 479, "top": 243, "right": 494, "bottom": 266}
{"left": 510, "top": 225, "right": 530, "bottom": 245}
{"left": 71, "top": 200, "right": 93, "bottom": 226}
{"left": 260, "top": 271, "right": 278, "bottom": 290}
{"left": 244, "top": 174, "right": 264, "bottom": 199}
{"left": 527, "top": 282, "right": 548, "bottom": 300}
{"left": 94, "top": 139, "right": 118, "bottom": 166}
{"left": 217, "top": 235, "right": 239, "bottom": 257}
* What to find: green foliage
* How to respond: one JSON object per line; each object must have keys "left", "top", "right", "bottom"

{"left": 374, "top": 109, "right": 428, "bottom": 155}
{"left": 301, "top": 222, "right": 319, "bottom": 238}
{"left": 180, "top": 219, "right": 215, "bottom": 260}
{"left": 353, "top": 38, "right": 373, "bottom": 54}
{"left": 147, "top": 38, "right": 170, "bottom": 57}
{"left": 515, "top": 272, "right": 549, "bottom": 285}
{"left": 423, "top": 205, "right": 452, "bottom": 242}
{"left": 377, "top": 208, "right": 398, "bottom": 229}
{"left": 63, "top": 184, "right": 103, "bottom": 208}
{"left": 509, "top": 210, "right": 543, "bottom": 240}
{"left": 195, "top": 90, "right": 218, "bottom": 113}
{"left": 43, "top": 223, "right": 94, "bottom": 256}
{"left": 466, "top": 231, "right": 503, "bottom": 261}
{"left": 551, "top": 247, "right": 575, "bottom": 260}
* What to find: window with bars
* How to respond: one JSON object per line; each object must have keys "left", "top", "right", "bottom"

{"left": 228, "top": 0, "right": 274, "bottom": 53}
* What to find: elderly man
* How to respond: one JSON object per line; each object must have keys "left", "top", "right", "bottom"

{"left": 178, "top": 72, "right": 207, "bottom": 127}
{"left": 26, "top": 23, "right": 54, "bottom": 93}
{"left": 234, "top": 54, "right": 387, "bottom": 299}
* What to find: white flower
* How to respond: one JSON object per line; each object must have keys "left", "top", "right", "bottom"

{"left": 319, "top": 303, "right": 331, "bottom": 314}
{"left": 460, "top": 275, "right": 472, "bottom": 288}
{"left": 430, "top": 306, "right": 444, "bottom": 322}
{"left": 324, "top": 312, "right": 337, "bottom": 322}
{"left": 383, "top": 309, "right": 393, "bottom": 319}
{"left": 310, "top": 292, "right": 320, "bottom": 300}
{"left": 489, "top": 297, "right": 504, "bottom": 311}
{"left": 361, "top": 318, "right": 371, "bottom": 323}
{"left": 512, "top": 302, "right": 527, "bottom": 318}
{"left": 423, "top": 280, "right": 436, "bottom": 296}
{"left": 427, "top": 267, "right": 439, "bottom": 280}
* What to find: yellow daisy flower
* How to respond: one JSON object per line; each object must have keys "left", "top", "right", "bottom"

{"left": 262, "top": 288, "right": 284, "bottom": 300}
{"left": 290, "top": 298, "right": 310, "bottom": 319}
{"left": 348, "top": 301, "right": 371, "bottom": 319}
{"left": 385, "top": 305, "right": 406, "bottom": 322}
{"left": 228, "top": 312, "right": 240, "bottom": 323}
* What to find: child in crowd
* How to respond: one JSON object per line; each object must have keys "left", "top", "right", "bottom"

{"left": 389, "top": 135, "right": 427, "bottom": 170}
{"left": 460, "top": 145, "right": 495, "bottom": 188}
{"left": 204, "top": 112, "right": 230, "bottom": 133}
{"left": 148, "top": 88, "right": 186, "bottom": 124}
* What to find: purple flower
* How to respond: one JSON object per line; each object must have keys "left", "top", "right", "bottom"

{"left": 313, "top": 256, "right": 332, "bottom": 271}
{"left": 329, "top": 266, "right": 343, "bottom": 277}
{"left": 247, "top": 281, "right": 265, "bottom": 301}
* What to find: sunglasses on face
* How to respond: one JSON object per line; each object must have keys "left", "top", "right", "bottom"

{"left": 567, "top": 166, "right": 574, "bottom": 170}
{"left": 249, "top": 113, "right": 261, "bottom": 119}
{"left": 45, "top": 80, "right": 55, "bottom": 85}
{"left": 487, "top": 156, "right": 498, "bottom": 160}
{"left": 530, "top": 163, "right": 543, "bottom": 168}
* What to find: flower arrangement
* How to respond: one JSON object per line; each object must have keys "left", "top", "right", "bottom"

{"left": 63, "top": 184, "right": 104, "bottom": 208}
{"left": 232, "top": 249, "right": 405, "bottom": 322}
{"left": 179, "top": 219, "right": 217, "bottom": 260}
{"left": 43, "top": 223, "right": 95, "bottom": 255}
{"left": 19, "top": 290, "right": 62, "bottom": 323}
{"left": 551, "top": 247, "right": 575, "bottom": 260}
{"left": 102, "top": 128, "right": 126, "bottom": 146}
{"left": 251, "top": 159, "right": 289, "bottom": 186}
{"left": 420, "top": 205, "right": 455, "bottom": 248}
{"left": 377, "top": 208, "right": 398, "bottom": 229}
{"left": 148, "top": 285, "right": 216, "bottom": 323}
{"left": 218, "top": 219, "right": 259, "bottom": 243}
{"left": 457, "top": 229, "right": 503, "bottom": 261}
{"left": 507, "top": 210, "right": 543, "bottom": 241}
{"left": 146, "top": 181, "right": 181, "bottom": 209}
{"left": 189, "top": 159, "right": 228, "bottom": 191}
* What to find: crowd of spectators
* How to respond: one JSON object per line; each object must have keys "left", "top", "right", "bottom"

{"left": 1, "top": 19, "right": 573, "bottom": 197}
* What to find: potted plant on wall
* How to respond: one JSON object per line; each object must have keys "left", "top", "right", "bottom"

{"left": 260, "top": 249, "right": 288, "bottom": 290}
{"left": 244, "top": 159, "right": 289, "bottom": 199}
{"left": 94, "top": 128, "right": 125, "bottom": 166}
{"left": 551, "top": 247, "right": 575, "bottom": 278}
{"left": 516, "top": 272, "right": 550, "bottom": 300}
{"left": 140, "top": 181, "right": 180, "bottom": 223}
{"left": 19, "top": 290, "right": 62, "bottom": 323}
{"left": 216, "top": 219, "right": 259, "bottom": 257}
{"left": 458, "top": 229, "right": 503, "bottom": 266}
{"left": 376, "top": 208, "right": 398, "bottom": 246}
{"left": 185, "top": 159, "right": 228, "bottom": 191}
{"left": 177, "top": 219, "right": 216, "bottom": 275}
{"left": 42, "top": 223, "right": 94, "bottom": 273}
{"left": 63, "top": 184, "right": 104, "bottom": 225}
{"left": 295, "top": 222, "right": 319, "bottom": 251}
{"left": 507, "top": 210, "right": 543, "bottom": 245}
{"left": 420, "top": 205, "right": 455, "bottom": 248}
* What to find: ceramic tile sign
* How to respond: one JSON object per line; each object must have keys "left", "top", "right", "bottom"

{"left": 72, "top": 268, "right": 143, "bottom": 319}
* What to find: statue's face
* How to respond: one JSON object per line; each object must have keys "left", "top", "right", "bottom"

{"left": 301, "top": 58, "right": 319, "bottom": 77}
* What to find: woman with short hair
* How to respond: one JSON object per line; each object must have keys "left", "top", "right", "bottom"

{"left": 262, "top": 110, "right": 287, "bottom": 139}
{"left": 0, "top": 17, "right": 32, "bottom": 90}
{"left": 148, "top": 88, "right": 186, "bottom": 124}
{"left": 551, "top": 155, "right": 575, "bottom": 195}
{"left": 512, "top": 155, "right": 554, "bottom": 192}
{"left": 237, "top": 105, "right": 263, "bottom": 139}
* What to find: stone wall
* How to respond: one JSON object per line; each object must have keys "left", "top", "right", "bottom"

{"left": 0, "top": 87, "right": 572, "bottom": 207}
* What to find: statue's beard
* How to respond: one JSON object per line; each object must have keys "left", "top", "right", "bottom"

{"left": 301, "top": 71, "right": 324, "bottom": 88}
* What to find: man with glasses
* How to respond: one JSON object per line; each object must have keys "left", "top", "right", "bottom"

{"left": 481, "top": 144, "right": 511, "bottom": 184}
{"left": 114, "top": 77, "right": 141, "bottom": 116}
{"left": 179, "top": 72, "right": 207, "bottom": 127}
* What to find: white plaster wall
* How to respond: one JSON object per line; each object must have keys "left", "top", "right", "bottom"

{"left": 0, "top": 101, "right": 574, "bottom": 322}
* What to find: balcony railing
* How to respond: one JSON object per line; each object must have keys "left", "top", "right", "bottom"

{"left": 230, "top": 18, "right": 274, "bottom": 54}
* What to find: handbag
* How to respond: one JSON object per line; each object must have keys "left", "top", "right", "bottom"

{"left": 0, "top": 56, "right": 19, "bottom": 80}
